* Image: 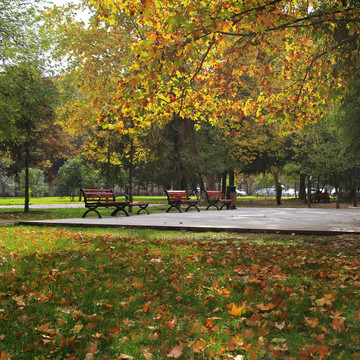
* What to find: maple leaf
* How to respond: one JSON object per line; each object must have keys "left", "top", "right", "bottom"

{"left": 143, "top": 301, "right": 152, "bottom": 313}
{"left": 228, "top": 302, "right": 247, "bottom": 317}
{"left": 192, "top": 338, "right": 206, "bottom": 353}
{"left": 330, "top": 317, "right": 345, "bottom": 333}
{"left": 304, "top": 317, "right": 319, "bottom": 328}
{"left": 166, "top": 318, "right": 176, "bottom": 329}
{"left": 167, "top": 342, "right": 185, "bottom": 358}
{"left": 118, "top": 355, "right": 134, "bottom": 360}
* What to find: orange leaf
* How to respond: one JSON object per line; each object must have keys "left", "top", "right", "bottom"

{"left": 167, "top": 343, "right": 185, "bottom": 358}
{"left": 305, "top": 317, "right": 319, "bottom": 328}
{"left": 228, "top": 303, "right": 247, "bottom": 317}
{"left": 192, "top": 338, "right": 206, "bottom": 353}
{"left": 166, "top": 319, "right": 176, "bottom": 329}
{"left": 143, "top": 301, "right": 152, "bottom": 313}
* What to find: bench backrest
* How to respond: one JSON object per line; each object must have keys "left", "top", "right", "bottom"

{"left": 81, "top": 189, "right": 116, "bottom": 204}
{"left": 165, "top": 190, "right": 190, "bottom": 201}
{"left": 205, "top": 190, "right": 224, "bottom": 201}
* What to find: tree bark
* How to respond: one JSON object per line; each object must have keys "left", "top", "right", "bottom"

{"left": 307, "top": 175, "right": 312, "bottom": 208}
{"left": 299, "top": 174, "right": 306, "bottom": 200}
{"left": 24, "top": 143, "right": 30, "bottom": 213}
{"left": 128, "top": 139, "right": 134, "bottom": 213}
{"left": 221, "top": 172, "right": 227, "bottom": 194}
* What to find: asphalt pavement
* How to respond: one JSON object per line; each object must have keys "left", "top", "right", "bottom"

{"left": 18, "top": 207, "right": 360, "bottom": 235}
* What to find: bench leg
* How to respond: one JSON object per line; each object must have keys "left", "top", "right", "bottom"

{"left": 206, "top": 203, "right": 220, "bottom": 210}
{"left": 185, "top": 204, "right": 200, "bottom": 212}
{"left": 111, "top": 207, "right": 130, "bottom": 217}
{"left": 137, "top": 206, "right": 150, "bottom": 215}
{"left": 166, "top": 204, "right": 182, "bottom": 213}
{"left": 220, "top": 203, "right": 232, "bottom": 210}
{"left": 82, "top": 208, "right": 102, "bottom": 218}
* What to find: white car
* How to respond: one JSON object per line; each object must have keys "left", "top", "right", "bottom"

{"left": 254, "top": 188, "right": 276, "bottom": 196}
{"left": 236, "top": 189, "right": 247, "bottom": 196}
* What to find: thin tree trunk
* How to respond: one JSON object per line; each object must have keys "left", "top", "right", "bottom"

{"left": 24, "top": 144, "right": 30, "bottom": 213}
{"left": 353, "top": 169, "right": 357, "bottom": 207}
{"left": 128, "top": 139, "right": 134, "bottom": 213}
{"left": 307, "top": 175, "right": 312, "bottom": 208}
{"left": 299, "top": 174, "right": 306, "bottom": 201}
{"left": 221, "top": 172, "right": 227, "bottom": 194}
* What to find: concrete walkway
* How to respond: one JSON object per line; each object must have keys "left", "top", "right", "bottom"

{"left": 19, "top": 207, "right": 360, "bottom": 235}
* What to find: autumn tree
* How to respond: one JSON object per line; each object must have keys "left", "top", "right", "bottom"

{"left": 87, "top": 1, "right": 359, "bottom": 131}
{"left": 0, "top": 64, "right": 66, "bottom": 212}
{"left": 49, "top": 2, "right": 149, "bottom": 199}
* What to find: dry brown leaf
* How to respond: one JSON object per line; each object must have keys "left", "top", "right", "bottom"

{"left": 167, "top": 343, "right": 185, "bottom": 358}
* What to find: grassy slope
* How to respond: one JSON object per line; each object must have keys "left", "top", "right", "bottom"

{"left": 0, "top": 224, "right": 359, "bottom": 359}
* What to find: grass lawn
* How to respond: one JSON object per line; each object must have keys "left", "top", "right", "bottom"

{"left": 0, "top": 196, "right": 167, "bottom": 206}
{"left": 0, "top": 223, "right": 359, "bottom": 359}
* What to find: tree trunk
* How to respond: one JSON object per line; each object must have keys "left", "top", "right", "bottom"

{"left": 353, "top": 169, "right": 357, "bottom": 207}
{"left": 128, "top": 139, "right": 134, "bottom": 213}
{"left": 24, "top": 144, "right": 30, "bottom": 213}
{"left": 299, "top": 174, "right": 306, "bottom": 200}
{"left": 207, "top": 172, "right": 216, "bottom": 190}
{"left": 221, "top": 172, "right": 227, "bottom": 194}
{"left": 273, "top": 173, "right": 279, "bottom": 188}
{"left": 229, "top": 169, "right": 235, "bottom": 187}
{"left": 307, "top": 175, "right": 312, "bottom": 208}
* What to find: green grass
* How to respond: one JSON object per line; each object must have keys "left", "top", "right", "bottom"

{"left": 0, "top": 225, "right": 359, "bottom": 359}
{"left": 0, "top": 196, "right": 167, "bottom": 206}
{"left": 0, "top": 196, "right": 81, "bottom": 206}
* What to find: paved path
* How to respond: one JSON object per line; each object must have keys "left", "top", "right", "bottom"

{"left": 19, "top": 207, "right": 360, "bottom": 235}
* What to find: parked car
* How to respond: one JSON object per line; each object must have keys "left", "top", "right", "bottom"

{"left": 254, "top": 188, "right": 276, "bottom": 196}
{"left": 236, "top": 189, "right": 247, "bottom": 196}
{"left": 254, "top": 185, "right": 289, "bottom": 197}
{"left": 287, "top": 188, "right": 296, "bottom": 197}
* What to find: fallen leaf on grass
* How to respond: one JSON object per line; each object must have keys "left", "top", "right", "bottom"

{"left": 143, "top": 301, "right": 152, "bottom": 313}
{"left": 167, "top": 343, "right": 185, "bottom": 358}
{"left": 166, "top": 318, "right": 176, "bottom": 329}
{"left": 192, "top": 338, "right": 206, "bottom": 353}
{"left": 118, "top": 354, "right": 133, "bottom": 360}
{"left": 227, "top": 303, "right": 247, "bottom": 317}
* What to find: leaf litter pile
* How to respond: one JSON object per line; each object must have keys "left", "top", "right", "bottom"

{"left": 0, "top": 227, "right": 359, "bottom": 359}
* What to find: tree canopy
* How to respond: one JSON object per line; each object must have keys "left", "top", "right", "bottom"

{"left": 0, "top": 0, "right": 50, "bottom": 65}
{"left": 84, "top": 0, "right": 359, "bottom": 135}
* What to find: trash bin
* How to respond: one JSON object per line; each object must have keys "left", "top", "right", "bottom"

{"left": 226, "top": 186, "right": 237, "bottom": 209}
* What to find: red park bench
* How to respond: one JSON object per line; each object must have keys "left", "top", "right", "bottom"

{"left": 81, "top": 188, "right": 149, "bottom": 218}
{"left": 204, "top": 190, "right": 232, "bottom": 210}
{"left": 165, "top": 190, "right": 200, "bottom": 213}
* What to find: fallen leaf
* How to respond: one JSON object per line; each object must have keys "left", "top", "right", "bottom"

{"left": 118, "top": 354, "right": 134, "bottom": 360}
{"left": 143, "top": 301, "right": 152, "bottom": 313}
{"left": 228, "top": 303, "right": 247, "bottom": 317}
{"left": 167, "top": 343, "right": 185, "bottom": 358}
{"left": 192, "top": 338, "right": 206, "bottom": 353}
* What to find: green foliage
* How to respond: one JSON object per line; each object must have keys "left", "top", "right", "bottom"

{"left": 15, "top": 168, "right": 48, "bottom": 198}
{"left": 292, "top": 118, "right": 354, "bottom": 189}
{"left": 0, "top": 63, "right": 61, "bottom": 211}
{"left": 252, "top": 173, "right": 274, "bottom": 190}
{"left": 55, "top": 157, "right": 102, "bottom": 200}
{"left": 0, "top": 0, "right": 50, "bottom": 65}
